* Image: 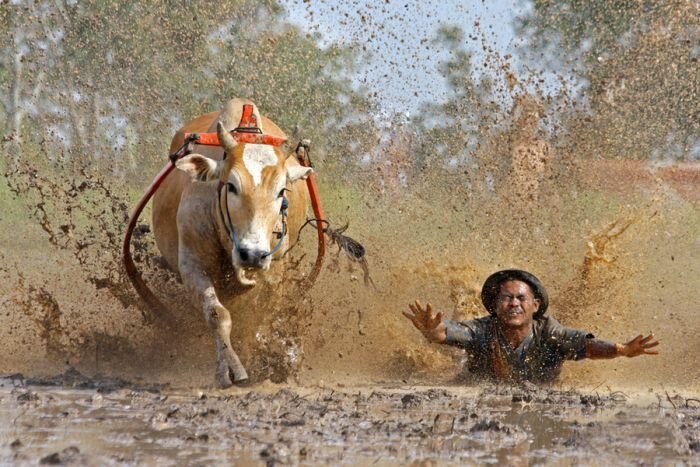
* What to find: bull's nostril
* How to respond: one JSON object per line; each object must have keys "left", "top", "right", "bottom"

{"left": 239, "top": 249, "right": 249, "bottom": 262}
{"left": 237, "top": 248, "right": 270, "bottom": 266}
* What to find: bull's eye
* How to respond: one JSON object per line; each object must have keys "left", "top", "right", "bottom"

{"left": 227, "top": 182, "right": 238, "bottom": 195}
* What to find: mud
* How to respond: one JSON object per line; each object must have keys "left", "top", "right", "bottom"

{"left": 2, "top": 149, "right": 699, "bottom": 463}
{"left": 1, "top": 0, "right": 699, "bottom": 464}
{"left": 1, "top": 372, "right": 699, "bottom": 466}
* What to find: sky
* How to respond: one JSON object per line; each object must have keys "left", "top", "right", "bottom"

{"left": 280, "top": 0, "right": 535, "bottom": 115}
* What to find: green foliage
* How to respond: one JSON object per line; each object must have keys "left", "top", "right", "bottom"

{"left": 0, "top": 0, "right": 370, "bottom": 181}
{"left": 211, "top": 25, "right": 369, "bottom": 160}
{"left": 516, "top": 1, "right": 699, "bottom": 160}
{"left": 412, "top": 26, "right": 500, "bottom": 174}
{"left": 519, "top": 0, "right": 646, "bottom": 66}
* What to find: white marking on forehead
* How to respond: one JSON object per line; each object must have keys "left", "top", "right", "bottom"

{"left": 242, "top": 144, "right": 278, "bottom": 186}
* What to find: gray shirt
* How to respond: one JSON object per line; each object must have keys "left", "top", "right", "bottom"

{"left": 445, "top": 315, "right": 593, "bottom": 383}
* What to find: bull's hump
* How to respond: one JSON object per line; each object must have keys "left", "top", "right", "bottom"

{"left": 242, "top": 144, "right": 278, "bottom": 186}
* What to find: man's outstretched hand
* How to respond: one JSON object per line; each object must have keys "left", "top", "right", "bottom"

{"left": 402, "top": 300, "right": 447, "bottom": 344}
{"left": 618, "top": 333, "right": 660, "bottom": 357}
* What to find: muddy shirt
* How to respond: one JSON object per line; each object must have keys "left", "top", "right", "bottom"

{"left": 444, "top": 315, "right": 594, "bottom": 384}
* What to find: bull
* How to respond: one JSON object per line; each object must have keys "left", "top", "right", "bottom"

{"left": 151, "top": 98, "right": 312, "bottom": 387}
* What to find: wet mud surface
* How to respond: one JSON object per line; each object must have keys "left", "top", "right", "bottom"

{"left": 2, "top": 1, "right": 699, "bottom": 465}
{"left": 1, "top": 373, "right": 699, "bottom": 466}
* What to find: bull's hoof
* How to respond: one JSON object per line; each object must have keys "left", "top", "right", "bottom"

{"left": 215, "top": 346, "right": 249, "bottom": 388}
{"left": 216, "top": 364, "right": 249, "bottom": 389}
{"left": 231, "top": 376, "right": 251, "bottom": 388}
{"left": 215, "top": 375, "right": 250, "bottom": 389}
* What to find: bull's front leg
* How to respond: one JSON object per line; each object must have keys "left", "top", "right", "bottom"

{"left": 181, "top": 260, "right": 248, "bottom": 387}
{"left": 201, "top": 285, "right": 249, "bottom": 387}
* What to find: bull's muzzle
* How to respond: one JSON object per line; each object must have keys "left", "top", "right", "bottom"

{"left": 237, "top": 247, "right": 270, "bottom": 268}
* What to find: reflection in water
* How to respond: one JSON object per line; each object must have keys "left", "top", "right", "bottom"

{"left": 0, "top": 381, "right": 696, "bottom": 465}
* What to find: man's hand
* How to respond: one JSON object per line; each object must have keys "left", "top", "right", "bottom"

{"left": 586, "top": 333, "right": 660, "bottom": 359}
{"left": 402, "top": 300, "right": 447, "bottom": 344}
{"left": 617, "top": 333, "right": 659, "bottom": 357}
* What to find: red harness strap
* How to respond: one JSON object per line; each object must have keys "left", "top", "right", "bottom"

{"left": 293, "top": 141, "right": 326, "bottom": 284}
{"left": 184, "top": 104, "right": 287, "bottom": 147}
{"left": 236, "top": 103, "right": 261, "bottom": 132}
{"left": 183, "top": 131, "right": 287, "bottom": 147}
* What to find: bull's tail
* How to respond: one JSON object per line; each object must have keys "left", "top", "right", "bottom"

{"left": 122, "top": 162, "right": 176, "bottom": 325}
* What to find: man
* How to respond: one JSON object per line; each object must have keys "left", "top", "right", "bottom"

{"left": 403, "top": 269, "right": 659, "bottom": 384}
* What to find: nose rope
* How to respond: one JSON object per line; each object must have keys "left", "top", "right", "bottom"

{"left": 217, "top": 182, "right": 287, "bottom": 260}
{"left": 264, "top": 197, "right": 287, "bottom": 258}
{"left": 218, "top": 182, "right": 242, "bottom": 252}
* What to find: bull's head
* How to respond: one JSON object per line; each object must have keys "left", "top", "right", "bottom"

{"left": 175, "top": 122, "right": 312, "bottom": 285}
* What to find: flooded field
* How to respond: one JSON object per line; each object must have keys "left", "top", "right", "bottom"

{"left": 1, "top": 0, "right": 699, "bottom": 464}
{"left": 2, "top": 373, "right": 699, "bottom": 466}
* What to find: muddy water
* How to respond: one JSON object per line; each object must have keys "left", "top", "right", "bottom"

{"left": 2, "top": 375, "right": 699, "bottom": 466}
{"left": 1, "top": 1, "right": 699, "bottom": 464}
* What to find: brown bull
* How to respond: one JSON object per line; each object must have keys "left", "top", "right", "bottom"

{"left": 152, "top": 98, "right": 311, "bottom": 387}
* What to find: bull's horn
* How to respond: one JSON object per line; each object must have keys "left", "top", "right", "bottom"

{"left": 217, "top": 121, "right": 237, "bottom": 153}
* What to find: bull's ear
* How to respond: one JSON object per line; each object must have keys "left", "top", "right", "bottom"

{"left": 175, "top": 154, "right": 219, "bottom": 181}
{"left": 286, "top": 166, "right": 313, "bottom": 182}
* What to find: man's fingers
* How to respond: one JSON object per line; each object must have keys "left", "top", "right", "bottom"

{"left": 402, "top": 310, "right": 421, "bottom": 328}
{"left": 639, "top": 334, "right": 655, "bottom": 344}
{"left": 643, "top": 340, "right": 660, "bottom": 349}
{"left": 431, "top": 311, "right": 444, "bottom": 327}
{"left": 411, "top": 300, "right": 428, "bottom": 316}
{"left": 410, "top": 303, "right": 427, "bottom": 318}
{"left": 406, "top": 305, "right": 422, "bottom": 321}
{"left": 627, "top": 334, "right": 643, "bottom": 344}
{"left": 409, "top": 303, "right": 426, "bottom": 323}
{"left": 644, "top": 350, "right": 659, "bottom": 355}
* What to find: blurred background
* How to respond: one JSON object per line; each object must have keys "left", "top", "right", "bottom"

{"left": 0, "top": 0, "right": 698, "bottom": 390}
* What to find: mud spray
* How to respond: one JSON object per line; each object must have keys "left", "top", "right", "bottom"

{"left": 0, "top": 0, "right": 698, "bottom": 463}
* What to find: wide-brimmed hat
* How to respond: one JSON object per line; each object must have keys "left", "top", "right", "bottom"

{"left": 481, "top": 269, "right": 548, "bottom": 318}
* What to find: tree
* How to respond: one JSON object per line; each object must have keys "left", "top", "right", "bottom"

{"left": 411, "top": 25, "right": 501, "bottom": 195}
{"left": 516, "top": 0, "right": 699, "bottom": 160}
{"left": 210, "top": 21, "right": 372, "bottom": 169}
{"left": 0, "top": 0, "right": 372, "bottom": 180}
{"left": 0, "top": 2, "right": 50, "bottom": 155}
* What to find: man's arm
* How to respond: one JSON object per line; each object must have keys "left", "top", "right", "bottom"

{"left": 585, "top": 334, "right": 659, "bottom": 359}
{"left": 402, "top": 300, "right": 481, "bottom": 350}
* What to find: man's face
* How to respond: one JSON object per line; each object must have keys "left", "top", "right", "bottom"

{"left": 494, "top": 280, "right": 540, "bottom": 329}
